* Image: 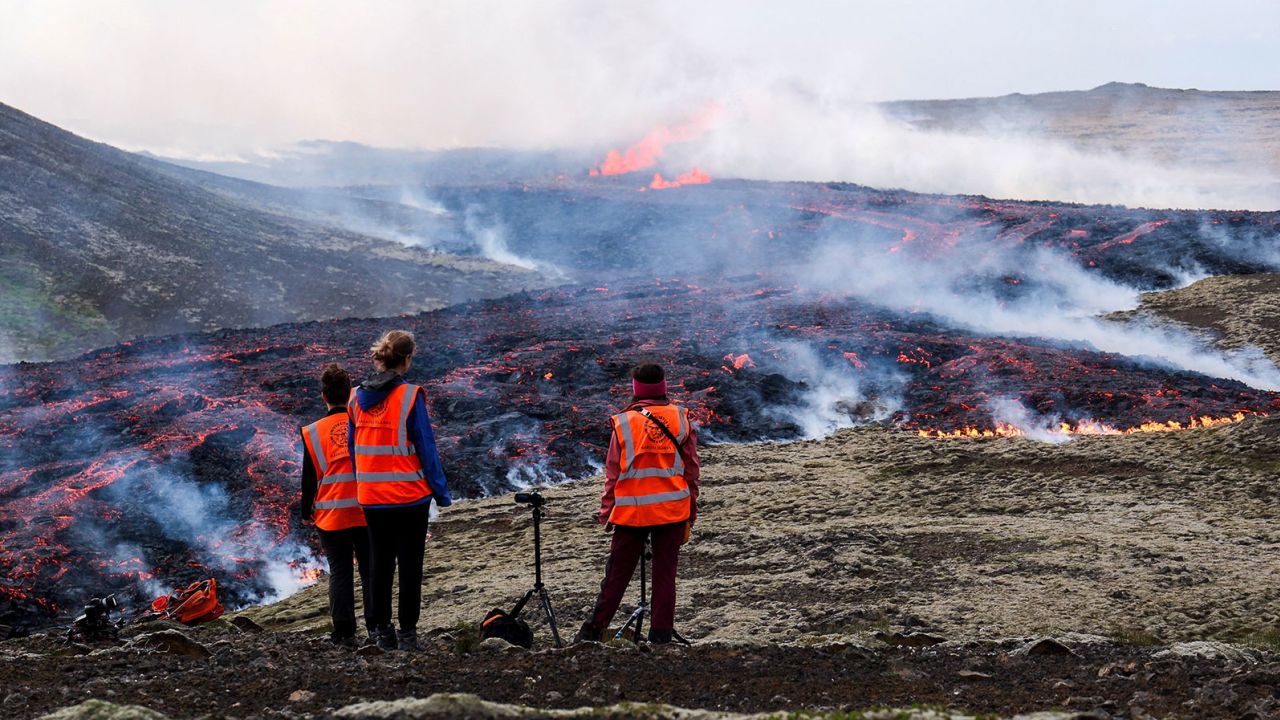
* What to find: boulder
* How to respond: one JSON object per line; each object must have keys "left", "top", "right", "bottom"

{"left": 36, "top": 699, "right": 168, "bottom": 720}
{"left": 126, "top": 630, "right": 211, "bottom": 658}
{"left": 1012, "top": 638, "right": 1077, "bottom": 657}
{"left": 1152, "top": 641, "right": 1261, "bottom": 664}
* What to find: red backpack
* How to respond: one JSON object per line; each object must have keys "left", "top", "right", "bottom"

{"left": 149, "top": 579, "right": 225, "bottom": 624}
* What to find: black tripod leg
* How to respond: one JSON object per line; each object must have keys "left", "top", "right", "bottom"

{"left": 510, "top": 588, "right": 536, "bottom": 618}
{"left": 538, "top": 587, "right": 563, "bottom": 647}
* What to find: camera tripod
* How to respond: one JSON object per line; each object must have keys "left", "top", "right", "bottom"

{"left": 614, "top": 539, "right": 652, "bottom": 643}
{"left": 509, "top": 492, "right": 564, "bottom": 647}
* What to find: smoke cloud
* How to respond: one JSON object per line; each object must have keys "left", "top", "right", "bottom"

{"left": 3, "top": 2, "right": 1278, "bottom": 210}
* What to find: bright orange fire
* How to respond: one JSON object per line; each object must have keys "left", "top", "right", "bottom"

{"left": 650, "top": 167, "right": 712, "bottom": 190}
{"left": 720, "top": 353, "right": 756, "bottom": 373}
{"left": 589, "top": 104, "right": 721, "bottom": 177}
{"left": 918, "top": 412, "right": 1257, "bottom": 439}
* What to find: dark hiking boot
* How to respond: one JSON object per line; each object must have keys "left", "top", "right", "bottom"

{"left": 396, "top": 629, "right": 424, "bottom": 652}
{"left": 374, "top": 626, "right": 398, "bottom": 651}
{"left": 573, "top": 622, "right": 602, "bottom": 643}
{"left": 647, "top": 628, "right": 673, "bottom": 644}
{"left": 329, "top": 633, "right": 358, "bottom": 648}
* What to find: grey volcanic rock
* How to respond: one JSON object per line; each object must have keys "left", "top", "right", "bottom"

{"left": 36, "top": 700, "right": 168, "bottom": 720}
{"left": 0, "top": 102, "right": 541, "bottom": 362}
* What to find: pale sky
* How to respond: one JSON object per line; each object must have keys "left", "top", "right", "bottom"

{"left": 1, "top": 0, "right": 1277, "bottom": 159}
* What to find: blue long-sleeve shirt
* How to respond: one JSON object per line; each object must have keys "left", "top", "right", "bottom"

{"left": 348, "top": 372, "right": 452, "bottom": 508}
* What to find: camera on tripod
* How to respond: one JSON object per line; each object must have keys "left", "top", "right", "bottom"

{"left": 480, "top": 488, "right": 563, "bottom": 648}
{"left": 514, "top": 491, "right": 547, "bottom": 507}
{"left": 68, "top": 594, "right": 123, "bottom": 642}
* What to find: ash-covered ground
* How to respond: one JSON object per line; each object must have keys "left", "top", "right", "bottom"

{"left": 3, "top": 413, "right": 1279, "bottom": 719}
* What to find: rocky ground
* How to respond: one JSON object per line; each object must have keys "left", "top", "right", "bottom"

{"left": 4, "top": 414, "right": 1280, "bottom": 718}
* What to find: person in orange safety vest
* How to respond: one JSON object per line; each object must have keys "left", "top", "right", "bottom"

{"left": 299, "top": 363, "right": 372, "bottom": 646}
{"left": 348, "top": 330, "right": 451, "bottom": 652}
{"left": 576, "top": 362, "right": 700, "bottom": 644}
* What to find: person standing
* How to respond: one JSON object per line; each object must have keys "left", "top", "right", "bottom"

{"left": 577, "top": 362, "right": 700, "bottom": 644}
{"left": 348, "top": 330, "right": 451, "bottom": 651}
{"left": 300, "top": 363, "right": 372, "bottom": 646}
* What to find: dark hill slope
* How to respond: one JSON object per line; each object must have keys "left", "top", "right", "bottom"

{"left": 0, "top": 103, "right": 539, "bottom": 362}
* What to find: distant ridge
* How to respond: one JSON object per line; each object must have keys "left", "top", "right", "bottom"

{"left": 881, "top": 82, "right": 1280, "bottom": 178}
{"left": 0, "top": 102, "right": 540, "bottom": 362}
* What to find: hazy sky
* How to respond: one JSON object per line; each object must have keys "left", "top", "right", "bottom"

{"left": 2, "top": 0, "right": 1277, "bottom": 158}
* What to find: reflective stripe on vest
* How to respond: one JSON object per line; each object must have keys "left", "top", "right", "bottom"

{"left": 302, "top": 413, "right": 365, "bottom": 531}
{"left": 607, "top": 404, "right": 692, "bottom": 527}
{"left": 614, "top": 487, "right": 691, "bottom": 506}
{"left": 314, "top": 497, "right": 362, "bottom": 510}
{"left": 349, "top": 383, "right": 431, "bottom": 506}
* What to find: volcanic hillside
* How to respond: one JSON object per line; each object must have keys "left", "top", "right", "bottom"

{"left": 0, "top": 103, "right": 543, "bottom": 363}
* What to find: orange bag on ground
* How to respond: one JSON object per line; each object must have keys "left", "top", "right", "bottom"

{"left": 150, "top": 578, "right": 225, "bottom": 624}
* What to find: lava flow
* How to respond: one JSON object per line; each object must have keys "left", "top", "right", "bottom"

{"left": 918, "top": 412, "right": 1258, "bottom": 438}
{"left": 650, "top": 167, "right": 712, "bottom": 190}
{"left": 3, "top": 275, "right": 1279, "bottom": 629}
{"left": 7, "top": 176, "right": 1280, "bottom": 631}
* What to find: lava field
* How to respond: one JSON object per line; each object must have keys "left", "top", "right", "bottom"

{"left": 3, "top": 178, "right": 1280, "bottom": 629}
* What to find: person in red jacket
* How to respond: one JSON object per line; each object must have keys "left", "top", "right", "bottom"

{"left": 299, "top": 363, "right": 371, "bottom": 646}
{"left": 576, "top": 362, "right": 700, "bottom": 644}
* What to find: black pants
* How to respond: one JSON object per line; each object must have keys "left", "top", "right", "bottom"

{"left": 364, "top": 502, "right": 430, "bottom": 632}
{"left": 317, "top": 526, "right": 373, "bottom": 638}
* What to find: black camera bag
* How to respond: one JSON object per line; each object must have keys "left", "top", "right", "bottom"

{"left": 481, "top": 607, "right": 534, "bottom": 648}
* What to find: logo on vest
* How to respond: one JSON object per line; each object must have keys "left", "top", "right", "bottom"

{"left": 643, "top": 421, "right": 674, "bottom": 448}
{"left": 364, "top": 398, "right": 389, "bottom": 418}
{"left": 328, "top": 422, "right": 348, "bottom": 448}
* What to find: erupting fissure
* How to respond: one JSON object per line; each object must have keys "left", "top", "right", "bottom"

{"left": 589, "top": 104, "right": 720, "bottom": 177}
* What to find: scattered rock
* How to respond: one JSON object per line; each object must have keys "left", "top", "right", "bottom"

{"left": 229, "top": 616, "right": 265, "bottom": 633}
{"left": 1152, "top": 641, "right": 1261, "bottom": 664}
{"left": 333, "top": 694, "right": 523, "bottom": 719}
{"left": 356, "top": 644, "right": 386, "bottom": 657}
{"left": 477, "top": 637, "right": 519, "bottom": 653}
{"left": 1013, "top": 638, "right": 1078, "bottom": 657}
{"left": 36, "top": 699, "right": 169, "bottom": 719}
{"left": 875, "top": 631, "right": 946, "bottom": 647}
{"left": 288, "top": 689, "right": 317, "bottom": 703}
{"left": 126, "top": 630, "right": 211, "bottom": 658}
{"left": 50, "top": 643, "right": 92, "bottom": 657}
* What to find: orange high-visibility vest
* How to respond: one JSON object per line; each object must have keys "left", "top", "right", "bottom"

{"left": 607, "top": 404, "right": 692, "bottom": 526}
{"left": 301, "top": 412, "right": 365, "bottom": 531}
{"left": 348, "top": 383, "right": 431, "bottom": 506}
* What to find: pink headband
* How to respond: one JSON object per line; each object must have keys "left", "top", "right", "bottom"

{"left": 632, "top": 379, "right": 667, "bottom": 398}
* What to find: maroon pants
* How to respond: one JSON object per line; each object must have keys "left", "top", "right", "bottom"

{"left": 587, "top": 521, "right": 684, "bottom": 632}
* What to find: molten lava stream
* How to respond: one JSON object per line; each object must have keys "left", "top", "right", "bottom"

{"left": 917, "top": 411, "right": 1259, "bottom": 439}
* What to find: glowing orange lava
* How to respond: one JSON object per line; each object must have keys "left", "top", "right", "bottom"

{"left": 590, "top": 104, "right": 720, "bottom": 176}
{"left": 650, "top": 167, "right": 712, "bottom": 190}
{"left": 918, "top": 412, "right": 1257, "bottom": 439}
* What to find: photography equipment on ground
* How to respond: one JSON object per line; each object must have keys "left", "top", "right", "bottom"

{"left": 67, "top": 594, "right": 123, "bottom": 642}
{"left": 480, "top": 607, "right": 534, "bottom": 648}
{"left": 482, "top": 490, "right": 564, "bottom": 647}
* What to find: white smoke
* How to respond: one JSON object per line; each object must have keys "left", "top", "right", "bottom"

{"left": 461, "top": 206, "right": 546, "bottom": 272}
{"left": 760, "top": 341, "right": 899, "bottom": 438}
{"left": 797, "top": 223, "right": 1280, "bottom": 391}
{"left": 986, "top": 396, "right": 1073, "bottom": 444}
{"left": 689, "top": 86, "right": 1280, "bottom": 211}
